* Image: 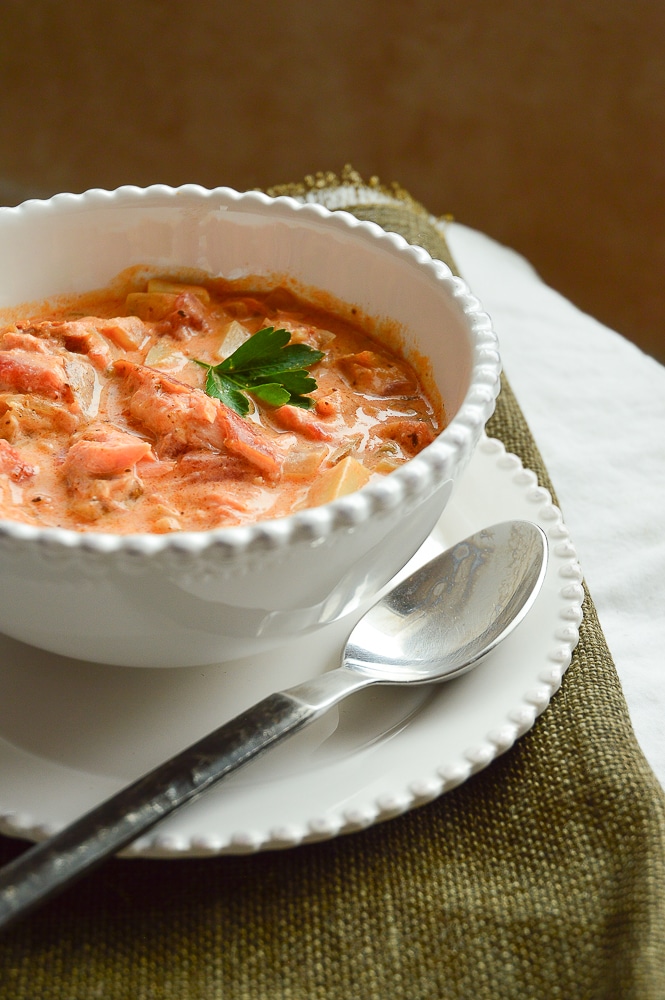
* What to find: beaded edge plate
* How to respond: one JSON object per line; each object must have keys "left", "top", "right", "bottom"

{"left": 0, "top": 436, "right": 582, "bottom": 857}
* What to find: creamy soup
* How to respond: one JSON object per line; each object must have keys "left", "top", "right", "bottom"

{"left": 0, "top": 273, "right": 444, "bottom": 532}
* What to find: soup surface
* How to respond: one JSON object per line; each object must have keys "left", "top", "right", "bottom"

{"left": 0, "top": 273, "right": 443, "bottom": 532}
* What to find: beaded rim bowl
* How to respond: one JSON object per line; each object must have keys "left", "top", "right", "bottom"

{"left": 0, "top": 186, "right": 501, "bottom": 665}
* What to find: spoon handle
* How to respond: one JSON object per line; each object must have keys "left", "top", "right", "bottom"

{"left": 0, "top": 689, "right": 317, "bottom": 932}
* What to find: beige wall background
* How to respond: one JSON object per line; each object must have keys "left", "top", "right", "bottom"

{"left": 1, "top": 0, "right": 663, "bottom": 361}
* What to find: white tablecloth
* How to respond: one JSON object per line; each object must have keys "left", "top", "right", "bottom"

{"left": 446, "top": 223, "right": 665, "bottom": 789}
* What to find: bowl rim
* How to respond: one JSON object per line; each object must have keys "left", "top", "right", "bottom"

{"left": 0, "top": 184, "right": 501, "bottom": 555}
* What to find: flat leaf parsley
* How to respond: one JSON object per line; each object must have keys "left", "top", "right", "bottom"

{"left": 194, "top": 326, "right": 324, "bottom": 417}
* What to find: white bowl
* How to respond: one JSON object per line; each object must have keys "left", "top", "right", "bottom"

{"left": 0, "top": 185, "right": 500, "bottom": 667}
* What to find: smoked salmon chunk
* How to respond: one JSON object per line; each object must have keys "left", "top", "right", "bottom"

{"left": 336, "top": 350, "right": 417, "bottom": 396}
{"left": 16, "top": 319, "right": 113, "bottom": 369}
{"left": 156, "top": 292, "right": 210, "bottom": 339}
{"left": 0, "top": 438, "right": 37, "bottom": 482}
{"left": 0, "top": 330, "right": 51, "bottom": 353}
{"left": 0, "top": 350, "right": 73, "bottom": 401}
{"left": 271, "top": 403, "right": 336, "bottom": 441}
{"left": 377, "top": 418, "right": 436, "bottom": 455}
{"left": 63, "top": 425, "right": 154, "bottom": 478}
{"left": 62, "top": 425, "right": 154, "bottom": 520}
{"left": 0, "top": 349, "right": 98, "bottom": 416}
{"left": 113, "top": 360, "right": 283, "bottom": 478}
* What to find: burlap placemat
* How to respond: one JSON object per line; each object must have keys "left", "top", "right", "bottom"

{"left": 0, "top": 170, "right": 663, "bottom": 999}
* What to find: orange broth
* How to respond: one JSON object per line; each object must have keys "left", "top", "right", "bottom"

{"left": 0, "top": 273, "right": 444, "bottom": 533}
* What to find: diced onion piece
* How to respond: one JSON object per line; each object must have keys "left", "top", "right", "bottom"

{"left": 144, "top": 341, "right": 188, "bottom": 370}
{"left": 152, "top": 515, "right": 181, "bottom": 533}
{"left": 307, "top": 455, "right": 371, "bottom": 506}
{"left": 315, "top": 329, "right": 336, "bottom": 348}
{"left": 282, "top": 446, "right": 327, "bottom": 480}
{"left": 147, "top": 279, "right": 210, "bottom": 303}
{"left": 374, "top": 456, "right": 401, "bottom": 474}
{"left": 373, "top": 440, "right": 402, "bottom": 473}
{"left": 63, "top": 357, "right": 99, "bottom": 416}
{"left": 125, "top": 292, "right": 178, "bottom": 321}
{"left": 218, "top": 319, "right": 251, "bottom": 359}
{"left": 100, "top": 316, "right": 148, "bottom": 351}
{"left": 327, "top": 434, "right": 363, "bottom": 466}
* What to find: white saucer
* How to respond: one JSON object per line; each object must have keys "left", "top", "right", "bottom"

{"left": 0, "top": 436, "right": 583, "bottom": 857}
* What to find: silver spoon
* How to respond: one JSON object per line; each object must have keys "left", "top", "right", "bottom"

{"left": 0, "top": 518, "right": 547, "bottom": 931}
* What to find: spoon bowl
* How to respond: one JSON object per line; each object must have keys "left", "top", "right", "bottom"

{"left": 344, "top": 519, "right": 548, "bottom": 683}
{"left": 0, "top": 519, "right": 547, "bottom": 930}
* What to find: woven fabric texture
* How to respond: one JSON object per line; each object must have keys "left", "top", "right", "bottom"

{"left": 0, "top": 173, "right": 664, "bottom": 1000}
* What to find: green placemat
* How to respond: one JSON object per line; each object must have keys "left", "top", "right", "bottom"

{"left": 1, "top": 170, "right": 664, "bottom": 999}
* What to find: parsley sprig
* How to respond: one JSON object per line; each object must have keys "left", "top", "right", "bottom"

{"left": 194, "top": 326, "right": 324, "bottom": 417}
